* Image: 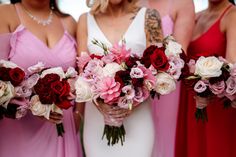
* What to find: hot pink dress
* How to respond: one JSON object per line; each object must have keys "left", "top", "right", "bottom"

{"left": 150, "top": 2, "right": 178, "bottom": 157}
{"left": 0, "top": 5, "right": 83, "bottom": 157}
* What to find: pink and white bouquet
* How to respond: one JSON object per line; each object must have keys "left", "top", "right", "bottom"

{"left": 75, "top": 36, "right": 184, "bottom": 145}
{"left": 0, "top": 60, "right": 29, "bottom": 119}
{"left": 28, "top": 63, "right": 77, "bottom": 136}
{"left": 186, "top": 56, "right": 231, "bottom": 121}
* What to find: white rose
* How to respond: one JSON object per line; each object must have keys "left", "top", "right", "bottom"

{"left": 75, "top": 77, "right": 93, "bottom": 102}
{"left": 195, "top": 56, "right": 223, "bottom": 78}
{"left": 165, "top": 40, "right": 182, "bottom": 57}
{"left": 28, "top": 62, "right": 45, "bottom": 74}
{"left": 0, "top": 81, "right": 15, "bottom": 108}
{"left": 30, "top": 95, "right": 52, "bottom": 119}
{"left": 0, "top": 60, "right": 18, "bottom": 68}
{"left": 102, "top": 63, "right": 122, "bottom": 77}
{"left": 41, "top": 67, "right": 65, "bottom": 79}
{"left": 65, "top": 67, "right": 78, "bottom": 78}
{"left": 155, "top": 72, "right": 176, "bottom": 95}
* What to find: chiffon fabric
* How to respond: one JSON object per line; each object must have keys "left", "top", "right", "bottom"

{"left": 0, "top": 4, "right": 83, "bottom": 157}
{"left": 175, "top": 5, "right": 236, "bottom": 157}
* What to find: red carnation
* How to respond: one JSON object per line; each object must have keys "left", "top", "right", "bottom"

{"left": 9, "top": 67, "right": 25, "bottom": 86}
{"left": 150, "top": 47, "right": 170, "bottom": 71}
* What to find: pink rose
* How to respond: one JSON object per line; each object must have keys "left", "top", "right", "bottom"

{"left": 130, "top": 67, "right": 144, "bottom": 78}
{"left": 134, "top": 87, "right": 150, "bottom": 104}
{"left": 110, "top": 43, "right": 131, "bottom": 64}
{"left": 97, "top": 77, "right": 121, "bottom": 104}
{"left": 194, "top": 80, "right": 208, "bottom": 93}
{"left": 225, "top": 77, "right": 236, "bottom": 101}
{"left": 209, "top": 81, "right": 225, "bottom": 95}
{"left": 188, "top": 59, "right": 196, "bottom": 74}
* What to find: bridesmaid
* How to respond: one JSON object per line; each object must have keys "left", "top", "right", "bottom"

{"left": 0, "top": 0, "right": 83, "bottom": 157}
{"left": 140, "top": 0, "right": 195, "bottom": 157}
{"left": 175, "top": 0, "right": 236, "bottom": 157}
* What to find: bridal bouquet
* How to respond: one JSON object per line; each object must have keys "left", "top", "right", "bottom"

{"left": 0, "top": 60, "right": 30, "bottom": 119}
{"left": 75, "top": 36, "right": 184, "bottom": 146}
{"left": 186, "top": 56, "right": 231, "bottom": 121}
{"left": 28, "top": 63, "right": 77, "bottom": 136}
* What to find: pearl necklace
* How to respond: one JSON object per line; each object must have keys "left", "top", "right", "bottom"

{"left": 22, "top": 6, "right": 53, "bottom": 26}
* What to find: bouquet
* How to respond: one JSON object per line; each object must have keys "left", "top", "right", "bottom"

{"left": 28, "top": 63, "right": 77, "bottom": 136}
{"left": 0, "top": 60, "right": 29, "bottom": 119}
{"left": 186, "top": 56, "right": 231, "bottom": 121}
{"left": 75, "top": 36, "right": 184, "bottom": 145}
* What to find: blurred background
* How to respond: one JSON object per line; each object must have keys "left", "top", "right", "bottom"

{"left": 0, "top": 0, "right": 235, "bottom": 20}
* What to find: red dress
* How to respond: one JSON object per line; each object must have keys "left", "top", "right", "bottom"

{"left": 175, "top": 5, "right": 236, "bottom": 157}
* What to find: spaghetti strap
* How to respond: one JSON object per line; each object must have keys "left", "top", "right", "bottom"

{"left": 14, "top": 4, "right": 23, "bottom": 24}
{"left": 219, "top": 5, "right": 233, "bottom": 19}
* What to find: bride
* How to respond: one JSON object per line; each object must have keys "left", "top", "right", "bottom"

{"left": 76, "top": 0, "right": 163, "bottom": 156}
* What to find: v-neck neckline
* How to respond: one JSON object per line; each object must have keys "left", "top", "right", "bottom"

{"left": 90, "top": 8, "right": 143, "bottom": 46}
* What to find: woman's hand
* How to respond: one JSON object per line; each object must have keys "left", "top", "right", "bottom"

{"left": 48, "top": 112, "right": 63, "bottom": 124}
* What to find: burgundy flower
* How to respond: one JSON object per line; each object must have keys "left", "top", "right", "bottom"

{"left": 141, "top": 45, "right": 158, "bottom": 68}
{"left": 90, "top": 54, "right": 103, "bottom": 59}
{"left": 115, "top": 70, "right": 131, "bottom": 88}
{"left": 42, "top": 74, "right": 60, "bottom": 85}
{"left": 9, "top": 67, "right": 25, "bottom": 86}
{"left": 0, "top": 67, "right": 11, "bottom": 81}
{"left": 150, "top": 47, "right": 170, "bottom": 71}
{"left": 132, "top": 78, "right": 144, "bottom": 87}
{"left": 56, "top": 100, "right": 72, "bottom": 110}
{"left": 38, "top": 90, "right": 55, "bottom": 104}
{"left": 125, "top": 57, "right": 139, "bottom": 68}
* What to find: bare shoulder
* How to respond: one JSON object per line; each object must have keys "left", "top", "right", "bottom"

{"left": 174, "top": 0, "right": 195, "bottom": 15}
{"left": 145, "top": 8, "right": 163, "bottom": 44}
{"left": 225, "top": 6, "right": 236, "bottom": 22}
{"left": 60, "top": 15, "right": 77, "bottom": 37}
{"left": 77, "top": 13, "right": 87, "bottom": 33}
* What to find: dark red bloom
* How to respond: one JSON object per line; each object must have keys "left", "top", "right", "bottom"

{"left": 115, "top": 70, "right": 131, "bottom": 88}
{"left": 125, "top": 57, "right": 139, "bottom": 68}
{"left": 150, "top": 47, "right": 170, "bottom": 71}
{"left": 141, "top": 45, "right": 158, "bottom": 68}
{"left": 90, "top": 54, "right": 103, "bottom": 59}
{"left": 9, "top": 67, "right": 25, "bottom": 86}
{"left": 0, "top": 67, "right": 11, "bottom": 81}
{"left": 56, "top": 100, "right": 72, "bottom": 109}
{"left": 132, "top": 78, "right": 144, "bottom": 87}
{"left": 42, "top": 74, "right": 60, "bottom": 84}
{"left": 38, "top": 90, "right": 55, "bottom": 104}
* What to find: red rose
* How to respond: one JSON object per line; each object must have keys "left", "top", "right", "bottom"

{"left": 51, "top": 80, "right": 70, "bottom": 99}
{"left": 150, "top": 47, "right": 170, "bottom": 71}
{"left": 51, "top": 81, "right": 65, "bottom": 95}
{"left": 56, "top": 100, "right": 72, "bottom": 110}
{"left": 42, "top": 74, "right": 60, "bottom": 84}
{"left": 115, "top": 70, "right": 131, "bottom": 88}
{"left": 132, "top": 78, "right": 144, "bottom": 87}
{"left": 141, "top": 45, "right": 158, "bottom": 68}
{"left": 0, "top": 67, "right": 11, "bottom": 81}
{"left": 38, "top": 90, "right": 55, "bottom": 104}
{"left": 9, "top": 67, "right": 25, "bottom": 86}
{"left": 125, "top": 57, "right": 139, "bottom": 68}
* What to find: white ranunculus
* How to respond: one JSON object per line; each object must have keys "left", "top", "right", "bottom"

{"left": 195, "top": 56, "right": 223, "bottom": 78}
{"left": 154, "top": 72, "right": 176, "bottom": 95}
{"left": 28, "top": 62, "right": 45, "bottom": 74}
{"left": 41, "top": 67, "right": 65, "bottom": 79}
{"left": 30, "top": 95, "right": 51, "bottom": 119}
{"left": 0, "top": 60, "right": 18, "bottom": 68}
{"left": 75, "top": 77, "right": 93, "bottom": 102}
{"left": 102, "top": 63, "right": 122, "bottom": 77}
{"left": 165, "top": 40, "right": 182, "bottom": 57}
{"left": 65, "top": 67, "right": 78, "bottom": 78}
{"left": 0, "top": 81, "right": 15, "bottom": 108}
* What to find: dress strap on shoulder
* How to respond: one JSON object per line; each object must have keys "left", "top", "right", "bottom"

{"left": 14, "top": 3, "right": 23, "bottom": 24}
{"left": 219, "top": 5, "right": 233, "bottom": 20}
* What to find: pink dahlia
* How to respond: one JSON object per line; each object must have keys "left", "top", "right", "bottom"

{"left": 97, "top": 77, "right": 121, "bottom": 104}
{"left": 110, "top": 43, "right": 131, "bottom": 64}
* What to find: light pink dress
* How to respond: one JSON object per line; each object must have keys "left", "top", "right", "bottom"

{"left": 151, "top": 2, "right": 179, "bottom": 157}
{"left": 0, "top": 5, "right": 83, "bottom": 157}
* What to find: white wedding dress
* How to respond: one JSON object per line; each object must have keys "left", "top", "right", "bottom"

{"left": 83, "top": 8, "right": 155, "bottom": 157}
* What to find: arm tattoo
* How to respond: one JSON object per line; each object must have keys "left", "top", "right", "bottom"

{"left": 145, "top": 8, "right": 163, "bottom": 45}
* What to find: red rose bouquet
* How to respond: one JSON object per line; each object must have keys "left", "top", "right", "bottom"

{"left": 28, "top": 63, "right": 78, "bottom": 136}
{"left": 0, "top": 60, "right": 28, "bottom": 119}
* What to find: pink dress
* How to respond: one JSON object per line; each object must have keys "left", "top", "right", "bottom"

{"left": 0, "top": 5, "right": 83, "bottom": 157}
{"left": 151, "top": 2, "right": 178, "bottom": 157}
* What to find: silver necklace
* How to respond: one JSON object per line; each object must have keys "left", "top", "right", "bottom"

{"left": 22, "top": 6, "right": 53, "bottom": 26}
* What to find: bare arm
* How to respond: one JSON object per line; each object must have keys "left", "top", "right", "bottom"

{"left": 172, "top": 0, "right": 195, "bottom": 52}
{"left": 145, "top": 8, "right": 163, "bottom": 47}
{"left": 225, "top": 9, "right": 236, "bottom": 63}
